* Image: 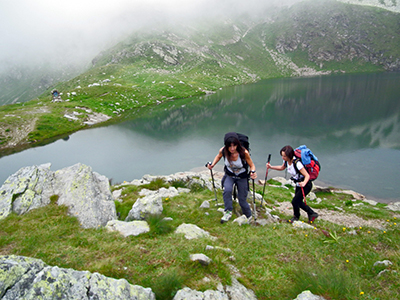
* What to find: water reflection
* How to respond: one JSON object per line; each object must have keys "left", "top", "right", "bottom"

{"left": 123, "top": 73, "right": 400, "bottom": 151}
{"left": 1, "top": 73, "right": 399, "bottom": 202}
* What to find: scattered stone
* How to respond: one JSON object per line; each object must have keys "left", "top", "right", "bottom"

{"left": 294, "top": 290, "right": 327, "bottom": 300}
{"left": 363, "top": 199, "right": 378, "bottom": 206}
{"left": 112, "top": 189, "right": 122, "bottom": 201}
{"left": 233, "top": 214, "right": 250, "bottom": 226}
{"left": 175, "top": 223, "right": 217, "bottom": 240}
{"left": 200, "top": 200, "right": 210, "bottom": 208}
{"left": 387, "top": 202, "right": 400, "bottom": 211}
{"left": 332, "top": 189, "right": 365, "bottom": 200}
{"left": 308, "top": 192, "right": 317, "bottom": 201}
{"left": 83, "top": 112, "right": 111, "bottom": 125}
{"left": 292, "top": 221, "right": 315, "bottom": 229}
{"left": 106, "top": 220, "right": 150, "bottom": 237}
{"left": 205, "top": 245, "right": 233, "bottom": 253}
{"left": 373, "top": 260, "right": 392, "bottom": 267}
{"left": 173, "top": 278, "right": 256, "bottom": 300}
{"left": 347, "top": 230, "right": 358, "bottom": 235}
{"left": 190, "top": 254, "right": 212, "bottom": 266}
{"left": 125, "top": 194, "right": 163, "bottom": 221}
{"left": 377, "top": 269, "right": 397, "bottom": 277}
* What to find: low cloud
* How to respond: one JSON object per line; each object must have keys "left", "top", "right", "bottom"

{"left": 0, "top": 0, "right": 299, "bottom": 71}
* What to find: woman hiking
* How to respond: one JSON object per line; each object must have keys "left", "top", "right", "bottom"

{"left": 267, "top": 145, "right": 318, "bottom": 223}
{"left": 207, "top": 132, "right": 257, "bottom": 223}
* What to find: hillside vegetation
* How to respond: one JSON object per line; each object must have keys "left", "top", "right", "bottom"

{"left": 1, "top": 0, "right": 400, "bottom": 155}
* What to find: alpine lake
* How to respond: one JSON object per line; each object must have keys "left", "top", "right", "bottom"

{"left": 1, "top": 72, "right": 399, "bottom": 203}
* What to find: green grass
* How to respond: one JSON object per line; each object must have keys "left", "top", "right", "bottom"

{"left": 0, "top": 179, "right": 399, "bottom": 300}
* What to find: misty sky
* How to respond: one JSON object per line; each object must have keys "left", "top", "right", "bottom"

{"left": 0, "top": 0, "right": 301, "bottom": 70}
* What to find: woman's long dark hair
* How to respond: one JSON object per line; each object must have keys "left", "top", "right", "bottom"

{"left": 280, "top": 145, "right": 294, "bottom": 159}
{"left": 224, "top": 136, "right": 245, "bottom": 161}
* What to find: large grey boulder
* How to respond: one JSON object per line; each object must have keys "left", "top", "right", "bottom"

{"left": 53, "top": 163, "right": 117, "bottom": 228}
{"left": 0, "top": 255, "right": 155, "bottom": 300}
{"left": 0, "top": 163, "right": 117, "bottom": 229}
{"left": 0, "top": 164, "right": 54, "bottom": 220}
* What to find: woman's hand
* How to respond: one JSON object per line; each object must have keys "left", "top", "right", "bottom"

{"left": 250, "top": 171, "right": 257, "bottom": 179}
{"left": 266, "top": 162, "right": 272, "bottom": 169}
{"left": 298, "top": 180, "right": 308, "bottom": 188}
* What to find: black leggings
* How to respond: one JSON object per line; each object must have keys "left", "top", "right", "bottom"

{"left": 292, "top": 181, "right": 314, "bottom": 218}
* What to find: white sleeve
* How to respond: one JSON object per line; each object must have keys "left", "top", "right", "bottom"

{"left": 296, "top": 160, "right": 304, "bottom": 171}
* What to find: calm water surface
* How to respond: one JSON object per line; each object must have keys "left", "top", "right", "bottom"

{"left": 1, "top": 72, "right": 399, "bottom": 202}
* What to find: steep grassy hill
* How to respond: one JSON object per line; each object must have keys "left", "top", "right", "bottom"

{"left": 1, "top": 0, "right": 400, "bottom": 154}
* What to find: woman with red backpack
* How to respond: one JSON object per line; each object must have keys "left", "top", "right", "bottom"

{"left": 267, "top": 145, "right": 319, "bottom": 223}
{"left": 207, "top": 132, "right": 257, "bottom": 223}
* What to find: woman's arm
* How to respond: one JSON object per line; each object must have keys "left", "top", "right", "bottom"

{"left": 207, "top": 147, "right": 224, "bottom": 169}
{"left": 244, "top": 150, "right": 257, "bottom": 179}
{"left": 266, "top": 161, "right": 286, "bottom": 171}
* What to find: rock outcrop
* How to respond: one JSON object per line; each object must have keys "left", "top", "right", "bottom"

{"left": 0, "top": 163, "right": 117, "bottom": 228}
{"left": 0, "top": 255, "right": 155, "bottom": 300}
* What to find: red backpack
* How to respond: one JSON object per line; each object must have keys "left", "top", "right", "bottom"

{"left": 293, "top": 146, "right": 321, "bottom": 181}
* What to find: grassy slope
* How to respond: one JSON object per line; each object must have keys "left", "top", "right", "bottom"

{"left": 0, "top": 178, "right": 398, "bottom": 300}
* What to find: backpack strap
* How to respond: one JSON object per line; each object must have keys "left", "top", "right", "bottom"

{"left": 293, "top": 157, "right": 301, "bottom": 175}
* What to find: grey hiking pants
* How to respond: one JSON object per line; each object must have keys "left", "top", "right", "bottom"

{"left": 222, "top": 174, "right": 252, "bottom": 218}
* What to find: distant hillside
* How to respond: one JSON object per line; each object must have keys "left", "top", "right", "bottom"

{"left": 63, "top": 0, "right": 400, "bottom": 91}
{"left": 1, "top": 0, "right": 400, "bottom": 106}
{"left": 338, "top": 0, "right": 400, "bottom": 12}
{"left": 0, "top": 64, "right": 85, "bottom": 105}
{"left": 1, "top": 0, "right": 400, "bottom": 153}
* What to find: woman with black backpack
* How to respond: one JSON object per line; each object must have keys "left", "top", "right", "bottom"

{"left": 207, "top": 132, "right": 257, "bottom": 223}
{"left": 267, "top": 145, "right": 319, "bottom": 223}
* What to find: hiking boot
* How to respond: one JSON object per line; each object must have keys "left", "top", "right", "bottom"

{"left": 287, "top": 216, "right": 299, "bottom": 223}
{"left": 221, "top": 211, "right": 232, "bottom": 223}
{"left": 247, "top": 215, "right": 254, "bottom": 224}
{"left": 308, "top": 212, "right": 319, "bottom": 224}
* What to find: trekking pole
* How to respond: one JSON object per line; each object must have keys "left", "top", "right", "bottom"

{"left": 252, "top": 178, "right": 257, "bottom": 221}
{"left": 261, "top": 154, "right": 271, "bottom": 207}
{"left": 206, "top": 162, "right": 218, "bottom": 203}
{"left": 301, "top": 186, "right": 307, "bottom": 205}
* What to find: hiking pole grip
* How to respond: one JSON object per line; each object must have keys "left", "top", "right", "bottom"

{"left": 301, "top": 186, "right": 306, "bottom": 205}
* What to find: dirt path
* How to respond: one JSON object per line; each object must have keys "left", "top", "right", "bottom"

{"left": 274, "top": 201, "right": 386, "bottom": 229}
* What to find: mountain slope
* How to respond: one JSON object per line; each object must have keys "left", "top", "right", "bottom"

{"left": 1, "top": 0, "right": 400, "bottom": 153}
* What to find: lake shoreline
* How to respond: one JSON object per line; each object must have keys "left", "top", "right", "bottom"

{"left": 189, "top": 166, "right": 397, "bottom": 205}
